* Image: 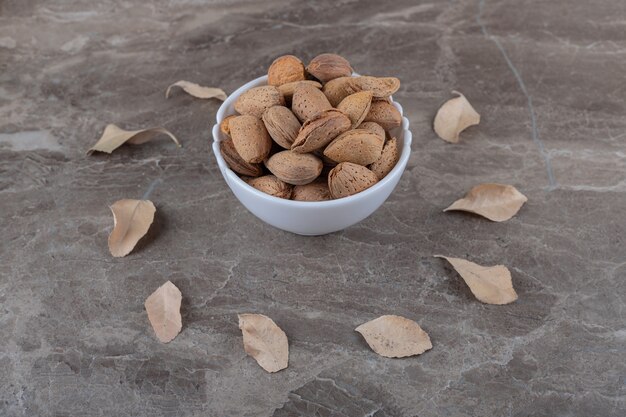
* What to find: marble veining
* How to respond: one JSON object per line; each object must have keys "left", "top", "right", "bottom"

{"left": 0, "top": 0, "right": 625, "bottom": 416}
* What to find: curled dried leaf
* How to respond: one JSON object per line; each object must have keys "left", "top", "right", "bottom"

{"left": 108, "top": 199, "right": 156, "bottom": 257}
{"left": 238, "top": 313, "right": 289, "bottom": 373}
{"left": 88, "top": 124, "right": 180, "bottom": 155}
{"left": 433, "top": 91, "right": 480, "bottom": 143}
{"left": 165, "top": 80, "right": 227, "bottom": 100}
{"left": 435, "top": 256, "right": 518, "bottom": 305}
{"left": 144, "top": 281, "right": 182, "bottom": 343}
{"left": 356, "top": 315, "right": 432, "bottom": 358}
{"left": 444, "top": 183, "right": 527, "bottom": 222}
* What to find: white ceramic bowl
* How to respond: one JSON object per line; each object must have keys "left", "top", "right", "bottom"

{"left": 211, "top": 75, "right": 412, "bottom": 235}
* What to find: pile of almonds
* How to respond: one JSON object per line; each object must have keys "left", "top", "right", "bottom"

{"left": 219, "top": 53, "right": 402, "bottom": 201}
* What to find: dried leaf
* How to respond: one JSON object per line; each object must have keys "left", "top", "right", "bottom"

{"left": 435, "top": 256, "right": 518, "bottom": 305}
{"left": 88, "top": 124, "right": 180, "bottom": 154}
{"left": 355, "top": 315, "right": 432, "bottom": 358}
{"left": 165, "top": 80, "right": 227, "bottom": 100}
{"left": 433, "top": 91, "right": 480, "bottom": 143}
{"left": 108, "top": 199, "right": 156, "bottom": 257}
{"left": 444, "top": 183, "right": 528, "bottom": 222}
{"left": 238, "top": 314, "right": 288, "bottom": 373}
{"left": 144, "top": 281, "right": 182, "bottom": 343}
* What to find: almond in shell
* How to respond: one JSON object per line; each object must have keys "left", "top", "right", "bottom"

{"left": 246, "top": 175, "right": 293, "bottom": 199}
{"left": 369, "top": 137, "right": 399, "bottom": 180}
{"left": 292, "top": 83, "right": 332, "bottom": 122}
{"left": 358, "top": 121, "right": 386, "bottom": 141}
{"left": 220, "top": 137, "right": 263, "bottom": 177}
{"left": 349, "top": 76, "right": 400, "bottom": 98}
{"left": 292, "top": 179, "right": 331, "bottom": 201}
{"left": 322, "top": 76, "right": 356, "bottom": 106}
{"left": 234, "top": 86, "right": 284, "bottom": 118}
{"left": 291, "top": 109, "right": 351, "bottom": 153}
{"left": 229, "top": 115, "right": 272, "bottom": 163}
{"left": 306, "top": 53, "right": 353, "bottom": 83}
{"left": 220, "top": 115, "right": 237, "bottom": 137}
{"left": 278, "top": 80, "right": 322, "bottom": 101}
{"left": 328, "top": 162, "right": 378, "bottom": 199}
{"left": 265, "top": 150, "right": 323, "bottom": 185}
{"left": 324, "top": 129, "right": 384, "bottom": 166}
{"left": 363, "top": 101, "right": 402, "bottom": 131}
{"left": 262, "top": 106, "right": 301, "bottom": 149}
{"left": 268, "top": 55, "right": 306, "bottom": 86}
{"left": 336, "top": 91, "right": 373, "bottom": 128}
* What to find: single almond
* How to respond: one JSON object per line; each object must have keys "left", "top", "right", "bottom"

{"left": 349, "top": 76, "right": 400, "bottom": 98}
{"left": 292, "top": 179, "right": 331, "bottom": 201}
{"left": 306, "top": 53, "right": 353, "bottom": 83}
{"left": 267, "top": 55, "right": 306, "bottom": 86}
{"left": 322, "top": 76, "right": 357, "bottom": 106}
{"left": 336, "top": 91, "right": 373, "bottom": 128}
{"left": 358, "top": 121, "right": 386, "bottom": 141}
{"left": 292, "top": 83, "right": 333, "bottom": 122}
{"left": 229, "top": 115, "right": 272, "bottom": 163}
{"left": 262, "top": 106, "right": 301, "bottom": 149}
{"left": 220, "top": 115, "right": 237, "bottom": 137}
{"left": 369, "top": 137, "right": 399, "bottom": 180}
{"left": 324, "top": 129, "right": 384, "bottom": 166}
{"left": 328, "top": 162, "right": 378, "bottom": 199}
{"left": 278, "top": 80, "right": 322, "bottom": 101}
{"left": 234, "top": 86, "right": 284, "bottom": 118}
{"left": 220, "top": 138, "right": 263, "bottom": 177}
{"left": 265, "top": 150, "right": 323, "bottom": 185}
{"left": 246, "top": 175, "right": 293, "bottom": 199}
{"left": 291, "top": 109, "right": 351, "bottom": 153}
{"left": 363, "top": 101, "right": 402, "bottom": 131}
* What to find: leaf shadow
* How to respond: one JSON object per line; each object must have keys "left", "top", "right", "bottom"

{"left": 133, "top": 208, "right": 167, "bottom": 254}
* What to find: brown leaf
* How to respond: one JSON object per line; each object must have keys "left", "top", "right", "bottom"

{"left": 433, "top": 91, "right": 480, "bottom": 143}
{"left": 165, "top": 80, "right": 227, "bottom": 100}
{"left": 108, "top": 199, "right": 156, "bottom": 257}
{"left": 355, "top": 315, "right": 432, "bottom": 358}
{"left": 238, "top": 314, "right": 288, "bottom": 373}
{"left": 435, "top": 256, "right": 518, "bottom": 305}
{"left": 144, "top": 281, "right": 182, "bottom": 343}
{"left": 444, "top": 183, "right": 528, "bottom": 222}
{"left": 88, "top": 124, "right": 180, "bottom": 154}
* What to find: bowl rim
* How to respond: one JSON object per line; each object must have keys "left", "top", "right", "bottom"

{"left": 211, "top": 75, "right": 412, "bottom": 208}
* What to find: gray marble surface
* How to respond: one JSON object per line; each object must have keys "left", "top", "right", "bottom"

{"left": 1, "top": 0, "right": 625, "bottom": 416}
